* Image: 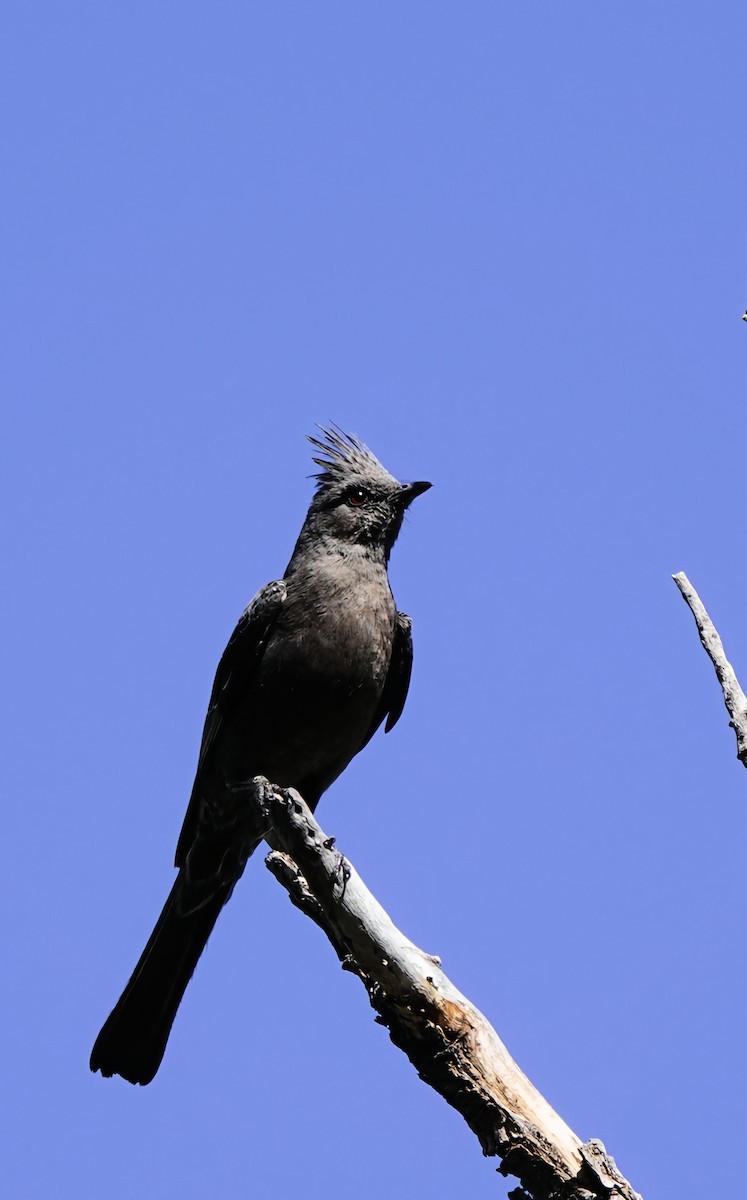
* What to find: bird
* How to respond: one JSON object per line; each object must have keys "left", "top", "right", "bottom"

{"left": 90, "top": 427, "right": 431, "bottom": 1085}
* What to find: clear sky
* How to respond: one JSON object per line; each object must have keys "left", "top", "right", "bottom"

{"left": 3, "top": 4, "right": 746, "bottom": 1197}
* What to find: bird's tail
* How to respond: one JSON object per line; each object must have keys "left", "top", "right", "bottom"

{"left": 90, "top": 874, "right": 230, "bottom": 1086}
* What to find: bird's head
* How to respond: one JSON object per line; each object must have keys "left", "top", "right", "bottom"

{"left": 291, "top": 426, "right": 430, "bottom": 565}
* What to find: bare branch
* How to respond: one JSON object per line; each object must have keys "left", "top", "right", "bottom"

{"left": 252, "top": 778, "right": 642, "bottom": 1200}
{"left": 673, "top": 571, "right": 747, "bottom": 767}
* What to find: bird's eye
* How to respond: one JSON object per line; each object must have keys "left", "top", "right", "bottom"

{"left": 346, "top": 487, "right": 369, "bottom": 507}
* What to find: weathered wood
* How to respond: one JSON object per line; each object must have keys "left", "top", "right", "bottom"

{"left": 250, "top": 778, "right": 641, "bottom": 1200}
{"left": 673, "top": 571, "right": 747, "bottom": 768}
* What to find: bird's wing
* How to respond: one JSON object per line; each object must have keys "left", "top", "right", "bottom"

{"left": 195, "top": 579, "right": 287, "bottom": 773}
{"left": 175, "top": 579, "right": 286, "bottom": 868}
{"left": 359, "top": 610, "right": 413, "bottom": 751}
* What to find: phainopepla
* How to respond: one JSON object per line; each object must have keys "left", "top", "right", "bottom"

{"left": 90, "top": 427, "right": 430, "bottom": 1085}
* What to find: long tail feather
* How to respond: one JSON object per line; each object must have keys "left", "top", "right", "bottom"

{"left": 90, "top": 876, "right": 229, "bottom": 1085}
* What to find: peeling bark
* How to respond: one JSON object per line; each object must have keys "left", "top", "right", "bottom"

{"left": 250, "top": 779, "right": 641, "bottom": 1200}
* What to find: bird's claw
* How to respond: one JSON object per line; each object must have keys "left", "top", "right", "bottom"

{"left": 332, "top": 850, "right": 351, "bottom": 899}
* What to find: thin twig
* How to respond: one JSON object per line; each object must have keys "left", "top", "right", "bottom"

{"left": 673, "top": 571, "right": 747, "bottom": 767}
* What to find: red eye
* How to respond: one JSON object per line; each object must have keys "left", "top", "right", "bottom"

{"left": 347, "top": 487, "right": 368, "bottom": 507}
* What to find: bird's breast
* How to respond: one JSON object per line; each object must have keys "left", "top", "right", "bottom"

{"left": 267, "top": 570, "right": 395, "bottom": 701}
{"left": 232, "top": 557, "right": 396, "bottom": 786}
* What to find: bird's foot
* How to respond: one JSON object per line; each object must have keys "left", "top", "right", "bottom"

{"left": 331, "top": 849, "right": 351, "bottom": 900}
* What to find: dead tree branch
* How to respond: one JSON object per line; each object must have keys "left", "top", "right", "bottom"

{"left": 673, "top": 571, "right": 747, "bottom": 767}
{"left": 250, "top": 778, "right": 642, "bottom": 1200}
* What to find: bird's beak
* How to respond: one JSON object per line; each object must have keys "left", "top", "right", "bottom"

{"left": 400, "top": 480, "right": 432, "bottom": 508}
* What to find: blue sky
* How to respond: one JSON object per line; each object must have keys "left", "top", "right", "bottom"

{"left": 3, "top": 4, "right": 747, "bottom": 1196}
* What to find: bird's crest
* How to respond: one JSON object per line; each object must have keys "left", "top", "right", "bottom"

{"left": 308, "top": 424, "right": 392, "bottom": 490}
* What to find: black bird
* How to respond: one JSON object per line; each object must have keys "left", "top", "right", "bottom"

{"left": 90, "top": 428, "right": 430, "bottom": 1085}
